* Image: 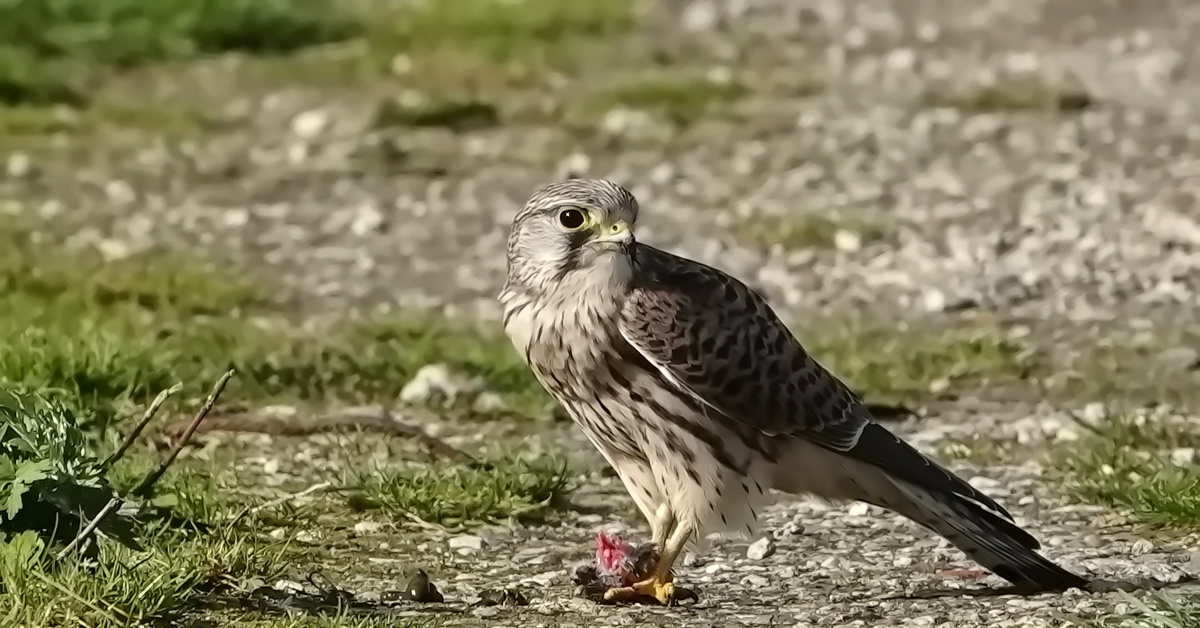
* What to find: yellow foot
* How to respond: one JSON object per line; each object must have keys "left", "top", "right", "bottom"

{"left": 603, "top": 576, "right": 677, "bottom": 605}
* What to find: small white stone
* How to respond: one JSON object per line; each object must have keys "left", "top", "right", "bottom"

{"left": 833, "top": 229, "right": 862, "bottom": 252}
{"left": 921, "top": 290, "right": 947, "bottom": 312}
{"left": 1131, "top": 538, "right": 1154, "bottom": 555}
{"left": 400, "top": 364, "right": 478, "bottom": 406}
{"left": 557, "top": 152, "right": 591, "bottom": 179}
{"left": 472, "top": 391, "right": 506, "bottom": 414}
{"left": 354, "top": 521, "right": 383, "bottom": 535}
{"left": 350, "top": 202, "right": 386, "bottom": 236}
{"left": 746, "top": 537, "right": 776, "bottom": 560}
{"left": 681, "top": 2, "right": 718, "bottom": 31}
{"left": 105, "top": 180, "right": 137, "bottom": 205}
{"left": 1171, "top": 448, "right": 1196, "bottom": 467}
{"left": 847, "top": 502, "right": 870, "bottom": 517}
{"left": 6, "top": 152, "right": 31, "bottom": 177}
{"left": 704, "top": 562, "right": 729, "bottom": 574}
{"left": 291, "top": 109, "right": 329, "bottom": 139}
{"left": 742, "top": 574, "right": 770, "bottom": 588}
{"left": 274, "top": 579, "right": 307, "bottom": 594}
{"left": 448, "top": 535, "right": 484, "bottom": 551}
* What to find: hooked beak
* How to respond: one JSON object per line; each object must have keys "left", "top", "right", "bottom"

{"left": 590, "top": 220, "right": 633, "bottom": 252}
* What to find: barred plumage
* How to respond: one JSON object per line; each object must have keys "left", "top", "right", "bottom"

{"left": 500, "top": 179, "right": 1088, "bottom": 604}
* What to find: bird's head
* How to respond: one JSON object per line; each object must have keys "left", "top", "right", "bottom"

{"left": 504, "top": 178, "right": 639, "bottom": 296}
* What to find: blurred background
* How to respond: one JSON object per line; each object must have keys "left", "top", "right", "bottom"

{"left": 1, "top": 0, "right": 1199, "bottom": 626}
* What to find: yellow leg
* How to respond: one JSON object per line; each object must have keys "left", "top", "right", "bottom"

{"left": 604, "top": 521, "right": 692, "bottom": 605}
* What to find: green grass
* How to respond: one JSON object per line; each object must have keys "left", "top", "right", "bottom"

{"left": 801, "top": 323, "right": 1033, "bottom": 406}
{"left": 736, "top": 214, "right": 890, "bottom": 251}
{"left": 0, "top": 218, "right": 545, "bottom": 429}
{"left": 219, "top": 615, "right": 448, "bottom": 628}
{"left": 349, "top": 453, "right": 572, "bottom": 529}
{"left": 375, "top": 0, "right": 634, "bottom": 86}
{"left": 1087, "top": 592, "right": 1200, "bottom": 628}
{"left": 0, "top": 526, "right": 289, "bottom": 627}
{"left": 0, "top": 0, "right": 638, "bottom": 148}
{"left": 0, "top": 0, "right": 364, "bottom": 106}
{"left": 0, "top": 386, "right": 298, "bottom": 628}
{"left": 568, "top": 72, "right": 749, "bottom": 127}
{"left": 1060, "top": 409, "right": 1200, "bottom": 528}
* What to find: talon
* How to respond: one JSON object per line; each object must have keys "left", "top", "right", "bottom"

{"left": 603, "top": 575, "right": 677, "bottom": 605}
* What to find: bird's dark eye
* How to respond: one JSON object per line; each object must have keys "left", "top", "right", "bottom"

{"left": 557, "top": 208, "right": 587, "bottom": 230}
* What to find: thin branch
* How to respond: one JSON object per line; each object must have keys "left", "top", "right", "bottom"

{"left": 53, "top": 497, "right": 122, "bottom": 561}
{"left": 102, "top": 383, "right": 184, "bottom": 470}
{"left": 132, "top": 369, "right": 235, "bottom": 498}
{"left": 229, "top": 481, "right": 333, "bottom": 526}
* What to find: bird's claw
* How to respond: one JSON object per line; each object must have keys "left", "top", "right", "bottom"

{"left": 604, "top": 576, "right": 677, "bottom": 605}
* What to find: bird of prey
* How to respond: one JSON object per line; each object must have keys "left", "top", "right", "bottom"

{"left": 499, "top": 179, "right": 1088, "bottom": 605}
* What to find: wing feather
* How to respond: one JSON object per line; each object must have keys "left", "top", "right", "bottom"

{"left": 619, "top": 244, "right": 1017, "bottom": 522}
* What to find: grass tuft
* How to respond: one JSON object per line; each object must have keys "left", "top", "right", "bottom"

{"left": 1060, "top": 409, "right": 1200, "bottom": 528}
{"left": 0, "top": 525, "right": 289, "bottom": 627}
{"left": 1087, "top": 591, "right": 1200, "bottom": 628}
{"left": 349, "top": 454, "right": 572, "bottom": 529}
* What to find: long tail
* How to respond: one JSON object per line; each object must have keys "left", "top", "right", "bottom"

{"left": 884, "top": 476, "right": 1089, "bottom": 592}
{"left": 785, "top": 426, "right": 1089, "bottom": 592}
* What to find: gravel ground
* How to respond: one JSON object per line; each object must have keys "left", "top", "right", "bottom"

{"left": 7, "top": 0, "right": 1200, "bottom": 625}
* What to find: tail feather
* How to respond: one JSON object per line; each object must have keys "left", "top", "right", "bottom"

{"left": 888, "top": 478, "right": 1089, "bottom": 592}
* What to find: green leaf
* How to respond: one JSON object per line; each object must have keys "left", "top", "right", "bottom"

{"left": 12, "top": 459, "right": 50, "bottom": 486}
{"left": 1, "top": 459, "right": 51, "bottom": 519}
{"left": 0, "top": 529, "right": 44, "bottom": 569}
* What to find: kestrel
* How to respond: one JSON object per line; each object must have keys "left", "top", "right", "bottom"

{"left": 499, "top": 179, "right": 1087, "bottom": 604}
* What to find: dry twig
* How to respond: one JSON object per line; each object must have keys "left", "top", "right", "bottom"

{"left": 52, "top": 496, "right": 121, "bottom": 561}
{"left": 133, "top": 369, "right": 234, "bottom": 498}
{"left": 102, "top": 383, "right": 183, "bottom": 470}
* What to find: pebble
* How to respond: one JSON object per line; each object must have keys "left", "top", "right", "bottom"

{"left": 747, "top": 537, "right": 776, "bottom": 560}
{"left": 353, "top": 521, "right": 383, "bottom": 535}
{"left": 1171, "top": 448, "right": 1196, "bottom": 466}
{"left": 449, "top": 535, "right": 485, "bottom": 551}
{"left": 400, "top": 364, "right": 483, "bottom": 406}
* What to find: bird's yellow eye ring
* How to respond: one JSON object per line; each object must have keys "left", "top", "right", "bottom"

{"left": 557, "top": 208, "right": 588, "bottom": 230}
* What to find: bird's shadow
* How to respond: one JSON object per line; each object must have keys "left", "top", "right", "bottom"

{"left": 898, "top": 575, "right": 1200, "bottom": 600}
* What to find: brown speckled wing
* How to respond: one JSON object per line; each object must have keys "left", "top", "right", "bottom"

{"left": 618, "top": 244, "right": 869, "bottom": 452}
{"left": 619, "top": 243, "right": 1018, "bottom": 522}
